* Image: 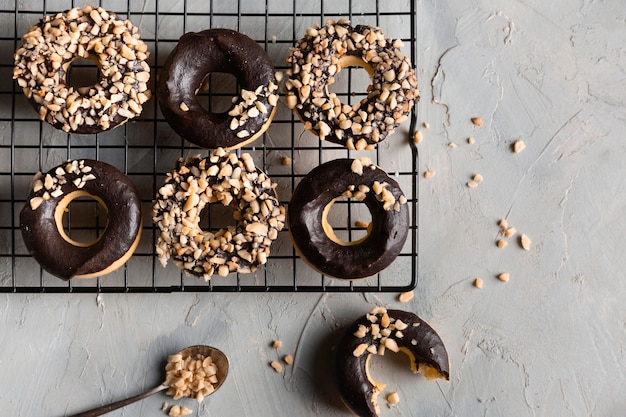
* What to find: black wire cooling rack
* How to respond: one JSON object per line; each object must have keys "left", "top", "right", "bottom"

{"left": 0, "top": 0, "right": 418, "bottom": 293}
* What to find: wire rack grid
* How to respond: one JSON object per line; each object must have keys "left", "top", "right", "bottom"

{"left": 0, "top": 0, "right": 418, "bottom": 293}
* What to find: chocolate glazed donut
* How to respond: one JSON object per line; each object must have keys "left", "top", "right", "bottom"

{"left": 13, "top": 6, "right": 151, "bottom": 134}
{"left": 334, "top": 307, "right": 450, "bottom": 417}
{"left": 20, "top": 159, "right": 142, "bottom": 280}
{"left": 284, "top": 19, "right": 418, "bottom": 150}
{"left": 158, "top": 29, "right": 279, "bottom": 150}
{"left": 288, "top": 158, "right": 409, "bottom": 279}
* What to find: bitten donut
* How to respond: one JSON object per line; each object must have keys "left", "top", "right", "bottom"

{"left": 152, "top": 148, "right": 285, "bottom": 280}
{"left": 13, "top": 5, "right": 151, "bottom": 134}
{"left": 285, "top": 19, "right": 418, "bottom": 150}
{"left": 20, "top": 159, "right": 142, "bottom": 280}
{"left": 288, "top": 157, "right": 409, "bottom": 279}
{"left": 334, "top": 307, "right": 450, "bottom": 417}
{"left": 158, "top": 29, "right": 279, "bottom": 150}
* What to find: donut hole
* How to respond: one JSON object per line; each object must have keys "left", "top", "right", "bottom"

{"left": 67, "top": 57, "right": 101, "bottom": 92}
{"left": 58, "top": 193, "right": 108, "bottom": 246}
{"left": 197, "top": 72, "right": 239, "bottom": 114}
{"left": 326, "top": 58, "right": 373, "bottom": 100}
{"left": 322, "top": 197, "right": 373, "bottom": 245}
{"left": 198, "top": 202, "right": 238, "bottom": 233}
{"left": 366, "top": 348, "right": 415, "bottom": 388}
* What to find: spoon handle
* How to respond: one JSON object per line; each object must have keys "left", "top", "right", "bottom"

{"left": 68, "top": 384, "right": 168, "bottom": 417}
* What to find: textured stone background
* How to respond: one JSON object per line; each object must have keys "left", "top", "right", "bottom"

{"left": 1, "top": 0, "right": 624, "bottom": 416}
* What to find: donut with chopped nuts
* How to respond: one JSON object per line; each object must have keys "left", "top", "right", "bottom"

{"left": 285, "top": 19, "right": 418, "bottom": 150}
{"left": 288, "top": 158, "right": 408, "bottom": 279}
{"left": 20, "top": 159, "right": 142, "bottom": 280}
{"left": 158, "top": 29, "right": 279, "bottom": 150}
{"left": 334, "top": 307, "right": 450, "bottom": 417}
{"left": 152, "top": 148, "right": 285, "bottom": 279}
{"left": 13, "top": 6, "right": 151, "bottom": 134}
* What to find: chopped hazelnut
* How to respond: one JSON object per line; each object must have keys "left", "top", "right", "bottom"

{"left": 398, "top": 290, "right": 414, "bottom": 303}
{"left": 504, "top": 227, "right": 516, "bottom": 238}
{"left": 387, "top": 392, "right": 400, "bottom": 404}
{"left": 270, "top": 361, "right": 283, "bottom": 373}
{"left": 497, "top": 272, "right": 510, "bottom": 282}
{"left": 513, "top": 140, "right": 526, "bottom": 153}
{"left": 520, "top": 234, "right": 531, "bottom": 250}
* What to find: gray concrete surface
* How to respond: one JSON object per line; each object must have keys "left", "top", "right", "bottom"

{"left": 1, "top": 0, "right": 625, "bottom": 416}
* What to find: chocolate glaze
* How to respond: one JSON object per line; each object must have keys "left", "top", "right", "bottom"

{"left": 20, "top": 159, "right": 142, "bottom": 280}
{"left": 334, "top": 309, "right": 450, "bottom": 417}
{"left": 158, "top": 29, "right": 277, "bottom": 149}
{"left": 288, "top": 159, "right": 409, "bottom": 279}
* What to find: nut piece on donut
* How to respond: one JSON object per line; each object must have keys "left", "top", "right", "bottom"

{"left": 20, "top": 159, "right": 143, "bottom": 280}
{"left": 288, "top": 158, "right": 409, "bottom": 279}
{"left": 152, "top": 148, "right": 286, "bottom": 280}
{"left": 334, "top": 307, "right": 450, "bottom": 417}
{"left": 13, "top": 6, "right": 151, "bottom": 134}
{"left": 285, "top": 19, "right": 419, "bottom": 150}
{"left": 158, "top": 29, "right": 279, "bottom": 150}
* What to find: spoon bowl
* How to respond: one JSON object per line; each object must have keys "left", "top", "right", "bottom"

{"left": 69, "top": 345, "right": 229, "bottom": 417}
{"left": 171, "top": 345, "right": 230, "bottom": 397}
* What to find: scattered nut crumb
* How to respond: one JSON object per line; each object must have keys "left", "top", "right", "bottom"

{"left": 169, "top": 405, "right": 192, "bottom": 417}
{"left": 423, "top": 122, "right": 430, "bottom": 129}
{"left": 413, "top": 130, "right": 423, "bottom": 144}
{"left": 424, "top": 170, "right": 436, "bottom": 179}
{"left": 283, "top": 354, "right": 294, "bottom": 365}
{"left": 271, "top": 35, "right": 277, "bottom": 44}
{"left": 272, "top": 340, "right": 282, "bottom": 349}
{"left": 398, "top": 290, "right": 414, "bottom": 303}
{"left": 467, "top": 137, "right": 475, "bottom": 144}
{"left": 466, "top": 180, "right": 478, "bottom": 188}
{"left": 471, "top": 117, "right": 483, "bottom": 126}
{"left": 498, "top": 218, "right": 508, "bottom": 228}
{"left": 513, "top": 140, "right": 526, "bottom": 153}
{"left": 387, "top": 392, "right": 400, "bottom": 404}
{"left": 497, "top": 272, "right": 510, "bottom": 282}
{"left": 474, "top": 278, "right": 484, "bottom": 289}
{"left": 281, "top": 156, "right": 292, "bottom": 166}
{"left": 496, "top": 239, "right": 508, "bottom": 248}
{"left": 504, "top": 227, "right": 516, "bottom": 238}
{"left": 355, "top": 220, "right": 370, "bottom": 229}
{"left": 473, "top": 173, "right": 483, "bottom": 182}
{"left": 448, "top": 142, "right": 458, "bottom": 148}
{"left": 270, "top": 361, "right": 283, "bottom": 373}
{"left": 162, "top": 402, "right": 169, "bottom": 411}
{"left": 520, "top": 234, "right": 531, "bottom": 250}
{"left": 179, "top": 102, "right": 189, "bottom": 112}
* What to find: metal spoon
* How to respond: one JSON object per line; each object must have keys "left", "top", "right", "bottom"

{"left": 69, "top": 345, "right": 229, "bottom": 417}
